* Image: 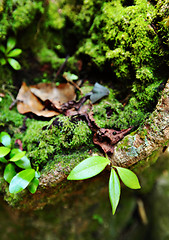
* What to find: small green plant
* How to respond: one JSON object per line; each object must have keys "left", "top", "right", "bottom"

{"left": 67, "top": 156, "right": 141, "bottom": 214}
{"left": 0, "top": 37, "right": 22, "bottom": 70}
{"left": 0, "top": 131, "right": 40, "bottom": 194}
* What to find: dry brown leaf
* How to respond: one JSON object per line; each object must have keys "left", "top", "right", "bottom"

{"left": 93, "top": 127, "right": 133, "bottom": 154}
{"left": 30, "top": 82, "right": 76, "bottom": 106}
{"left": 17, "top": 82, "right": 44, "bottom": 114}
{"left": 16, "top": 82, "right": 76, "bottom": 118}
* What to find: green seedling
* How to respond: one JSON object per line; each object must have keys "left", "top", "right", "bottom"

{"left": 68, "top": 155, "right": 141, "bottom": 214}
{"left": 0, "top": 37, "right": 22, "bottom": 70}
{"left": 0, "top": 131, "right": 40, "bottom": 194}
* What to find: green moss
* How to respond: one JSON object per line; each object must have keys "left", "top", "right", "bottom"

{"left": 23, "top": 115, "right": 94, "bottom": 168}
{"left": 91, "top": 87, "right": 149, "bottom": 130}
{"left": 0, "top": 95, "right": 24, "bottom": 136}
{"left": 42, "top": 149, "right": 96, "bottom": 177}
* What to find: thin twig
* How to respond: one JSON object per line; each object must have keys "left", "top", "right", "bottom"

{"left": 54, "top": 55, "right": 69, "bottom": 80}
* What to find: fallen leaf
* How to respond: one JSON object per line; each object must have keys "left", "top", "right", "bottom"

{"left": 93, "top": 127, "right": 133, "bottom": 154}
{"left": 17, "top": 82, "right": 44, "bottom": 113}
{"left": 30, "top": 82, "right": 76, "bottom": 105}
{"left": 16, "top": 82, "right": 76, "bottom": 118}
{"left": 69, "top": 112, "right": 132, "bottom": 154}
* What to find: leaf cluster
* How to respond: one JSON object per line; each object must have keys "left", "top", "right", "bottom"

{"left": 0, "top": 37, "right": 22, "bottom": 70}
{"left": 67, "top": 156, "right": 140, "bottom": 215}
{"left": 0, "top": 131, "right": 40, "bottom": 194}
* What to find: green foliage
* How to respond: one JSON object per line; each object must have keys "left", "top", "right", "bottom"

{"left": 115, "top": 166, "right": 141, "bottom": 189}
{"left": 0, "top": 131, "right": 40, "bottom": 194}
{"left": 27, "top": 175, "right": 39, "bottom": 194}
{"left": 109, "top": 168, "right": 121, "bottom": 215}
{"left": 0, "top": 146, "right": 10, "bottom": 158}
{"left": 9, "top": 169, "right": 35, "bottom": 194}
{"left": 67, "top": 155, "right": 141, "bottom": 214}
{"left": 0, "top": 37, "right": 22, "bottom": 70}
{"left": 0, "top": 131, "right": 11, "bottom": 147}
{"left": 67, "top": 156, "right": 110, "bottom": 180}
{"left": 4, "top": 163, "right": 16, "bottom": 183}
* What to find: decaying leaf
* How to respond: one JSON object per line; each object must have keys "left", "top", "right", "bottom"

{"left": 30, "top": 82, "right": 76, "bottom": 105}
{"left": 16, "top": 82, "right": 77, "bottom": 117}
{"left": 69, "top": 112, "right": 132, "bottom": 154}
{"left": 16, "top": 80, "right": 131, "bottom": 153}
{"left": 15, "top": 82, "right": 109, "bottom": 118}
{"left": 93, "top": 127, "right": 133, "bottom": 154}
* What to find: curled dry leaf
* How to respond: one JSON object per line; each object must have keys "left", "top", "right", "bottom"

{"left": 69, "top": 112, "right": 132, "bottom": 154}
{"left": 16, "top": 82, "right": 76, "bottom": 118}
{"left": 93, "top": 127, "right": 133, "bottom": 154}
{"left": 30, "top": 82, "right": 76, "bottom": 105}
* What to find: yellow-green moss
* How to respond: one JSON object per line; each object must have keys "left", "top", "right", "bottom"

{"left": 23, "top": 115, "right": 94, "bottom": 168}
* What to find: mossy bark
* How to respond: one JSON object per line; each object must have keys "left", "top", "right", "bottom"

{"left": 0, "top": 0, "right": 169, "bottom": 211}
{"left": 2, "top": 79, "right": 168, "bottom": 210}
{"left": 112, "top": 79, "right": 169, "bottom": 168}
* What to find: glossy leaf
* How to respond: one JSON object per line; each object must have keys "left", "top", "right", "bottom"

{"left": 9, "top": 149, "right": 31, "bottom": 169}
{"left": 0, "top": 58, "right": 6, "bottom": 65}
{"left": 28, "top": 177, "right": 39, "bottom": 194}
{"left": 67, "top": 156, "right": 110, "bottom": 180}
{"left": 109, "top": 168, "right": 121, "bottom": 215}
{"left": 0, "top": 157, "right": 8, "bottom": 163}
{"left": 15, "top": 155, "right": 31, "bottom": 169}
{"left": 7, "top": 49, "right": 22, "bottom": 57}
{"left": 8, "top": 58, "right": 21, "bottom": 70}
{"left": 0, "top": 131, "right": 11, "bottom": 147}
{"left": 9, "top": 151, "right": 26, "bottom": 162}
{"left": 115, "top": 167, "right": 141, "bottom": 189}
{"left": 0, "top": 147, "right": 10, "bottom": 158}
{"left": 4, "top": 164, "right": 16, "bottom": 183}
{"left": 9, "top": 169, "right": 35, "bottom": 194}
{"left": 6, "top": 37, "right": 16, "bottom": 52}
{"left": 10, "top": 148, "right": 21, "bottom": 158}
{"left": 0, "top": 45, "right": 5, "bottom": 53}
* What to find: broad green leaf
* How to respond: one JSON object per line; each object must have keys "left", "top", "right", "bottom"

{"left": 15, "top": 155, "right": 31, "bottom": 169}
{"left": 6, "top": 37, "right": 16, "bottom": 52}
{"left": 0, "top": 44, "right": 5, "bottom": 53}
{"left": 109, "top": 168, "right": 121, "bottom": 215}
{"left": 0, "top": 157, "right": 7, "bottom": 163}
{"left": 9, "top": 151, "right": 26, "bottom": 162}
{"left": 0, "top": 131, "right": 11, "bottom": 147}
{"left": 28, "top": 177, "right": 39, "bottom": 194}
{"left": 0, "top": 58, "right": 6, "bottom": 65}
{"left": 7, "top": 49, "right": 22, "bottom": 57}
{"left": 0, "top": 146, "right": 10, "bottom": 158}
{"left": 9, "top": 169, "right": 35, "bottom": 194}
{"left": 10, "top": 148, "right": 22, "bottom": 158}
{"left": 115, "top": 167, "right": 141, "bottom": 189}
{"left": 67, "top": 156, "right": 110, "bottom": 180}
{"left": 9, "top": 149, "right": 31, "bottom": 169}
{"left": 4, "top": 164, "right": 16, "bottom": 183}
{"left": 7, "top": 58, "right": 21, "bottom": 70}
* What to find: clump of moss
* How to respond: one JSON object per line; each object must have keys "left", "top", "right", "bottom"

{"left": 23, "top": 116, "right": 94, "bottom": 168}
{"left": 92, "top": 88, "right": 148, "bottom": 130}
{"left": 0, "top": 95, "right": 24, "bottom": 136}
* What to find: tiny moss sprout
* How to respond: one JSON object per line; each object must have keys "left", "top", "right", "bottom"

{"left": 67, "top": 155, "right": 141, "bottom": 215}
{"left": 0, "top": 131, "right": 40, "bottom": 194}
